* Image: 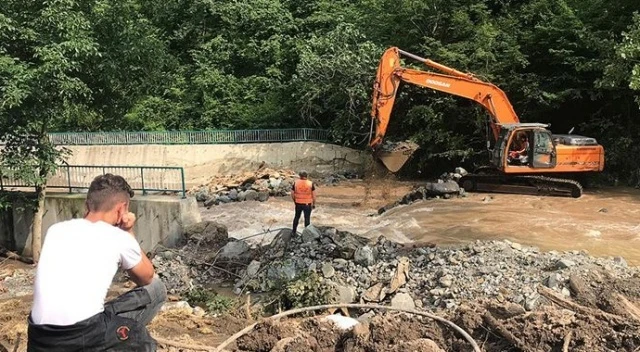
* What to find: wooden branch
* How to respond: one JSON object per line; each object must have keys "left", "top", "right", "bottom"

{"left": 154, "top": 337, "right": 228, "bottom": 352}
{"left": 614, "top": 293, "right": 640, "bottom": 324}
{"left": 562, "top": 331, "right": 572, "bottom": 352}
{"left": 0, "top": 247, "right": 34, "bottom": 265}
{"left": 538, "top": 286, "right": 626, "bottom": 323}
{"left": 483, "top": 311, "right": 532, "bottom": 352}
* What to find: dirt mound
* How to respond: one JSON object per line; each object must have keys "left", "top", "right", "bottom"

{"left": 234, "top": 315, "right": 447, "bottom": 352}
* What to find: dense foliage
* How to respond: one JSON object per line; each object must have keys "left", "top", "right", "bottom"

{"left": 2, "top": 0, "right": 640, "bottom": 183}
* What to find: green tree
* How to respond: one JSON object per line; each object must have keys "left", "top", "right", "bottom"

{"left": 0, "top": 0, "right": 98, "bottom": 261}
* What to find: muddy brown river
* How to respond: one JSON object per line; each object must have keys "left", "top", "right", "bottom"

{"left": 201, "top": 180, "right": 640, "bottom": 265}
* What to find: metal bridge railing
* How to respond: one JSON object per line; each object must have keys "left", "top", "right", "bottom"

{"left": 0, "top": 165, "right": 186, "bottom": 198}
{"left": 47, "top": 128, "right": 330, "bottom": 145}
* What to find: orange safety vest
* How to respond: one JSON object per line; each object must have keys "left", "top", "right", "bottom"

{"left": 294, "top": 179, "right": 314, "bottom": 204}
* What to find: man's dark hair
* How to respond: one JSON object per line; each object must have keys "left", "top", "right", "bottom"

{"left": 86, "top": 174, "right": 134, "bottom": 212}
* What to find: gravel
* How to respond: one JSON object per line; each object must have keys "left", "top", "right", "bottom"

{"left": 229, "top": 226, "right": 639, "bottom": 312}
{"left": 151, "top": 221, "right": 640, "bottom": 314}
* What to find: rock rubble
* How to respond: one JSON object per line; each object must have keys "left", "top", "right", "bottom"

{"left": 189, "top": 168, "right": 360, "bottom": 207}
{"left": 152, "top": 221, "right": 640, "bottom": 317}
{"left": 189, "top": 168, "right": 297, "bottom": 207}
{"left": 378, "top": 170, "right": 466, "bottom": 214}
{"left": 229, "top": 225, "right": 639, "bottom": 313}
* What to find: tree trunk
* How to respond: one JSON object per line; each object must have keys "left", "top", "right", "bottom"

{"left": 31, "top": 184, "right": 46, "bottom": 263}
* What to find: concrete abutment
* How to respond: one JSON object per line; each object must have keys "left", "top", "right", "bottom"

{"left": 0, "top": 193, "right": 201, "bottom": 256}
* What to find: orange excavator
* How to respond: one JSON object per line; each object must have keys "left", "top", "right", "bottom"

{"left": 369, "top": 47, "right": 605, "bottom": 198}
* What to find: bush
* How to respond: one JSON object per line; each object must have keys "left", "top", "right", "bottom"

{"left": 185, "top": 288, "right": 237, "bottom": 315}
{"left": 267, "top": 271, "right": 332, "bottom": 314}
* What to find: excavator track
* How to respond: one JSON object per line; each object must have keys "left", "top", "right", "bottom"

{"left": 458, "top": 173, "right": 583, "bottom": 198}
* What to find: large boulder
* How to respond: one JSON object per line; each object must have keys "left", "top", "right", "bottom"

{"left": 302, "top": 225, "right": 322, "bottom": 242}
{"left": 391, "top": 292, "right": 416, "bottom": 310}
{"left": 245, "top": 190, "right": 259, "bottom": 201}
{"left": 324, "top": 229, "right": 369, "bottom": 260}
{"left": 258, "top": 191, "right": 270, "bottom": 202}
{"left": 266, "top": 259, "right": 300, "bottom": 283}
{"left": 203, "top": 196, "right": 218, "bottom": 207}
{"left": 327, "top": 282, "right": 357, "bottom": 304}
{"left": 195, "top": 188, "right": 209, "bottom": 202}
{"left": 218, "top": 240, "right": 251, "bottom": 261}
{"left": 425, "top": 181, "right": 461, "bottom": 195}
{"left": 354, "top": 246, "right": 377, "bottom": 266}
{"left": 183, "top": 221, "right": 228, "bottom": 246}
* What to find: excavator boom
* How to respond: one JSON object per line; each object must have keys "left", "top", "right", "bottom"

{"left": 370, "top": 47, "right": 520, "bottom": 150}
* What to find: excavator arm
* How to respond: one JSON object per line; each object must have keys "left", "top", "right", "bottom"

{"left": 369, "top": 47, "right": 521, "bottom": 150}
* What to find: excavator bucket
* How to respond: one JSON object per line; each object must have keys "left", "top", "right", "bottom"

{"left": 374, "top": 141, "right": 419, "bottom": 173}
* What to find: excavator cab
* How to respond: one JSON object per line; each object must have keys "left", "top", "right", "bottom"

{"left": 492, "top": 124, "right": 557, "bottom": 171}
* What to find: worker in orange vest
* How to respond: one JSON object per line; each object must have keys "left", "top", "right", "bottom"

{"left": 291, "top": 170, "right": 317, "bottom": 234}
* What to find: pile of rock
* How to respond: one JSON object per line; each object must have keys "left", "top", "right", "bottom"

{"left": 439, "top": 166, "right": 469, "bottom": 181}
{"left": 321, "top": 171, "right": 361, "bottom": 186}
{"left": 190, "top": 168, "right": 297, "bottom": 207}
{"left": 152, "top": 221, "right": 255, "bottom": 295}
{"left": 230, "top": 225, "right": 638, "bottom": 313}
{"left": 152, "top": 220, "right": 639, "bottom": 315}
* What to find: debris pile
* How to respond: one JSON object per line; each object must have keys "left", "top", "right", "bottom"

{"left": 148, "top": 221, "right": 640, "bottom": 351}
{"left": 321, "top": 171, "right": 361, "bottom": 186}
{"left": 152, "top": 221, "right": 640, "bottom": 313}
{"left": 440, "top": 166, "right": 469, "bottom": 182}
{"left": 229, "top": 225, "right": 638, "bottom": 313}
{"left": 190, "top": 168, "right": 298, "bottom": 207}
{"left": 190, "top": 168, "right": 361, "bottom": 207}
{"left": 151, "top": 221, "right": 257, "bottom": 295}
{"left": 377, "top": 167, "right": 468, "bottom": 214}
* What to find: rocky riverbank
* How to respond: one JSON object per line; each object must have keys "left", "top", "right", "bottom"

{"left": 150, "top": 220, "right": 640, "bottom": 351}
{"left": 153, "top": 221, "right": 639, "bottom": 313}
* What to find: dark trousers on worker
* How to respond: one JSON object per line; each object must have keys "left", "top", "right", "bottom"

{"left": 27, "top": 277, "right": 167, "bottom": 352}
{"left": 292, "top": 203, "right": 313, "bottom": 234}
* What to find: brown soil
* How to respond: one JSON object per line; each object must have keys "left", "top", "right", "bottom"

{"left": 202, "top": 269, "right": 640, "bottom": 352}
{"left": 233, "top": 315, "right": 446, "bottom": 352}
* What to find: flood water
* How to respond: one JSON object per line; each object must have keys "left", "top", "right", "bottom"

{"left": 201, "top": 180, "right": 640, "bottom": 266}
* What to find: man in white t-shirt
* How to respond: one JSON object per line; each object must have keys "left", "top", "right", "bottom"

{"left": 27, "top": 174, "right": 167, "bottom": 351}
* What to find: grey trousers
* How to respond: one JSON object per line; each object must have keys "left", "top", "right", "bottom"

{"left": 27, "top": 277, "right": 168, "bottom": 352}
{"left": 105, "top": 276, "right": 168, "bottom": 326}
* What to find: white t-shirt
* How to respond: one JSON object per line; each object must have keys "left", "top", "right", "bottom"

{"left": 30, "top": 218, "right": 143, "bottom": 326}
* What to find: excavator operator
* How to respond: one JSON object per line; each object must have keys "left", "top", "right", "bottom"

{"left": 508, "top": 131, "right": 529, "bottom": 165}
